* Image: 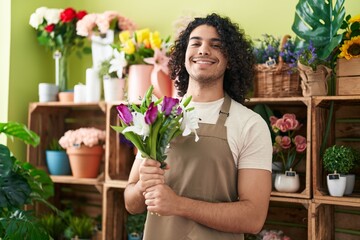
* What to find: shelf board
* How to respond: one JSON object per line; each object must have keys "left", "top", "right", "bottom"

{"left": 50, "top": 175, "right": 103, "bottom": 185}
{"left": 104, "top": 180, "right": 128, "bottom": 189}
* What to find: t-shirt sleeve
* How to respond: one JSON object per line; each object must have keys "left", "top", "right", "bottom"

{"left": 237, "top": 114, "right": 272, "bottom": 171}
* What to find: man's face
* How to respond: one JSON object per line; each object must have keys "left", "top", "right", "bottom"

{"left": 185, "top": 25, "right": 228, "bottom": 85}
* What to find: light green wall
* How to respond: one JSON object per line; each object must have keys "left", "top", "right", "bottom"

{"left": 4, "top": 0, "right": 360, "bottom": 160}
{"left": 0, "top": 0, "right": 10, "bottom": 145}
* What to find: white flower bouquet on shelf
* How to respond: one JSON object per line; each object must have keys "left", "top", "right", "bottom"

{"left": 112, "top": 85, "right": 199, "bottom": 168}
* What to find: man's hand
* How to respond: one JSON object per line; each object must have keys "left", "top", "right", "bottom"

{"left": 143, "top": 184, "right": 180, "bottom": 216}
{"left": 136, "top": 158, "right": 166, "bottom": 193}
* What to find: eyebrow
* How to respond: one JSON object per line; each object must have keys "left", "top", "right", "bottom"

{"left": 189, "top": 36, "right": 221, "bottom": 42}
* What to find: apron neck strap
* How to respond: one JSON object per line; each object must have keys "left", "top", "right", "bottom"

{"left": 216, "top": 93, "right": 231, "bottom": 126}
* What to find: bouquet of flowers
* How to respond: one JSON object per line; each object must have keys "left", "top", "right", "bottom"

{"left": 112, "top": 86, "right": 199, "bottom": 167}
{"left": 116, "top": 28, "right": 171, "bottom": 66}
{"left": 59, "top": 127, "right": 106, "bottom": 149}
{"left": 270, "top": 113, "right": 307, "bottom": 172}
{"left": 338, "top": 14, "right": 360, "bottom": 60}
{"left": 29, "top": 6, "right": 89, "bottom": 55}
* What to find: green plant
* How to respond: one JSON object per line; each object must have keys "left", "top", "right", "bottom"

{"left": 39, "top": 214, "right": 66, "bottom": 240}
{"left": 64, "top": 215, "right": 94, "bottom": 239}
{"left": 126, "top": 213, "right": 146, "bottom": 235}
{"left": 0, "top": 122, "right": 56, "bottom": 239}
{"left": 322, "top": 145, "right": 356, "bottom": 174}
{"left": 292, "top": 0, "right": 345, "bottom": 60}
{"left": 338, "top": 14, "right": 360, "bottom": 60}
{"left": 48, "top": 138, "right": 64, "bottom": 151}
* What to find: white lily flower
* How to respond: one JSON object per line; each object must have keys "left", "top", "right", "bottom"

{"left": 122, "top": 112, "right": 150, "bottom": 137}
{"left": 109, "top": 49, "right": 127, "bottom": 79}
{"left": 181, "top": 108, "right": 199, "bottom": 142}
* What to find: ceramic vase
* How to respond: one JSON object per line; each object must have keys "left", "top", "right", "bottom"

{"left": 344, "top": 174, "right": 356, "bottom": 195}
{"left": 67, "top": 145, "right": 104, "bottom": 178}
{"left": 151, "top": 69, "right": 172, "bottom": 98}
{"left": 127, "top": 64, "right": 153, "bottom": 103}
{"left": 38, "top": 83, "right": 58, "bottom": 102}
{"left": 274, "top": 172, "right": 300, "bottom": 193}
{"left": 91, "top": 30, "right": 114, "bottom": 71}
{"left": 103, "top": 76, "right": 125, "bottom": 102}
{"left": 45, "top": 150, "right": 71, "bottom": 175}
{"left": 327, "top": 174, "right": 346, "bottom": 197}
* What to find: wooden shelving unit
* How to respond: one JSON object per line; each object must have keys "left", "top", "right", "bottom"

{"left": 26, "top": 96, "right": 360, "bottom": 239}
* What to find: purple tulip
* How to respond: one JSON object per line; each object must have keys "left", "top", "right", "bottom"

{"left": 161, "top": 96, "right": 179, "bottom": 116}
{"left": 145, "top": 102, "right": 158, "bottom": 124}
{"left": 116, "top": 104, "right": 133, "bottom": 125}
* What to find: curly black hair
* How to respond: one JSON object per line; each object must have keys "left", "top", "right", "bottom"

{"left": 169, "top": 13, "right": 255, "bottom": 104}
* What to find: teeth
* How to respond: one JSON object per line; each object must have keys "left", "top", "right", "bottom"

{"left": 196, "top": 60, "right": 212, "bottom": 64}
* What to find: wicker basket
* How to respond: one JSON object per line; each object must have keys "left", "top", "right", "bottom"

{"left": 253, "top": 35, "right": 301, "bottom": 98}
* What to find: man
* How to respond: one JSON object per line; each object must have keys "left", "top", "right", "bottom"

{"left": 124, "top": 13, "right": 272, "bottom": 240}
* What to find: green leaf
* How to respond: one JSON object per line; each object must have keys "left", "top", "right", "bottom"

{"left": 291, "top": 0, "right": 345, "bottom": 59}
{"left": 0, "top": 144, "right": 13, "bottom": 179}
{"left": 0, "top": 122, "right": 40, "bottom": 147}
{"left": 0, "top": 172, "right": 31, "bottom": 208}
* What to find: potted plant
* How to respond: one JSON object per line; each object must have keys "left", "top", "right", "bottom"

{"left": 296, "top": 41, "right": 332, "bottom": 97}
{"left": 115, "top": 28, "right": 172, "bottom": 102}
{"left": 59, "top": 127, "right": 106, "bottom": 178}
{"left": 291, "top": 0, "right": 346, "bottom": 95}
{"left": 323, "top": 145, "right": 356, "bottom": 197}
{"left": 98, "top": 48, "right": 127, "bottom": 102}
{"left": 0, "top": 122, "right": 56, "bottom": 239}
{"left": 126, "top": 212, "right": 146, "bottom": 240}
{"left": 64, "top": 215, "right": 95, "bottom": 240}
{"left": 39, "top": 213, "right": 67, "bottom": 240}
{"left": 270, "top": 113, "right": 307, "bottom": 193}
{"left": 46, "top": 138, "right": 72, "bottom": 176}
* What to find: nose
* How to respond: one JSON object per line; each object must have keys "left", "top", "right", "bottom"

{"left": 198, "top": 44, "right": 210, "bottom": 56}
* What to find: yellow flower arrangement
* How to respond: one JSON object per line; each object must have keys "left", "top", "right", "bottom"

{"left": 117, "top": 28, "right": 170, "bottom": 65}
{"left": 338, "top": 14, "right": 360, "bottom": 60}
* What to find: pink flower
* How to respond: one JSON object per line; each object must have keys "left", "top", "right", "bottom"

{"left": 294, "top": 135, "right": 307, "bottom": 153}
{"left": 96, "top": 11, "right": 118, "bottom": 34}
{"left": 76, "top": 13, "right": 97, "bottom": 37}
{"left": 59, "top": 127, "right": 105, "bottom": 149}
{"left": 274, "top": 113, "right": 300, "bottom": 133}
{"left": 281, "top": 136, "right": 292, "bottom": 149}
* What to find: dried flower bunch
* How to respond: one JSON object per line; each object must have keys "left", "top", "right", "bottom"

{"left": 76, "top": 10, "right": 137, "bottom": 37}
{"left": 270, "top": 113, "right": 307, "bottom": 172}
{"left": 59, "top": 127, "right": 106, "bottom": 149}
{"left": 338, "top": 14, "right": 360, "bottom": 60}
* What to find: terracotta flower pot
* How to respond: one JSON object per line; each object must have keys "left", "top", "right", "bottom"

{"left": 127, "top": 64, "right": 153, "bottom": 103}
{"left": 67, "top": 145, "right": 104, "bottom": 178}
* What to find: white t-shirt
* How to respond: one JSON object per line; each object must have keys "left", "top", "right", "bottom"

{"left": 189, "top": 97, "right": 272, "bottom": 171}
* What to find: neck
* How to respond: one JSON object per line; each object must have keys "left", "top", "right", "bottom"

{"left": 186, "top": 79, "right": 224, "bottom": 102}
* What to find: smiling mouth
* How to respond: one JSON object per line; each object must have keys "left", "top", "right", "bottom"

{"left": 192, "top": 58, "right": 216, "bottom": 64}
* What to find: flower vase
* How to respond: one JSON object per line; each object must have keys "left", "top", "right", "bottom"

{"left": 127, "top": 64, "right": 153, "bottom": 103}
{"left": 297, "top": 61, "right": 331, "bottom": 97}
{"left": 150, "top": 69, "right": 172, "bottom": 98}
{"left": 91, "top": 30, "right": 114, "bottom": 71}
{"left": 53, "top": 50, "right": 69, "bottom": 92}
{"left": 103, "top": 76, "right": 125, "bottom": 102}
{"left": 274, "top": 171, "right": 300, "bottom": 193}
{"left": 67, "top": 145, "right": 104, "bottom": 178}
